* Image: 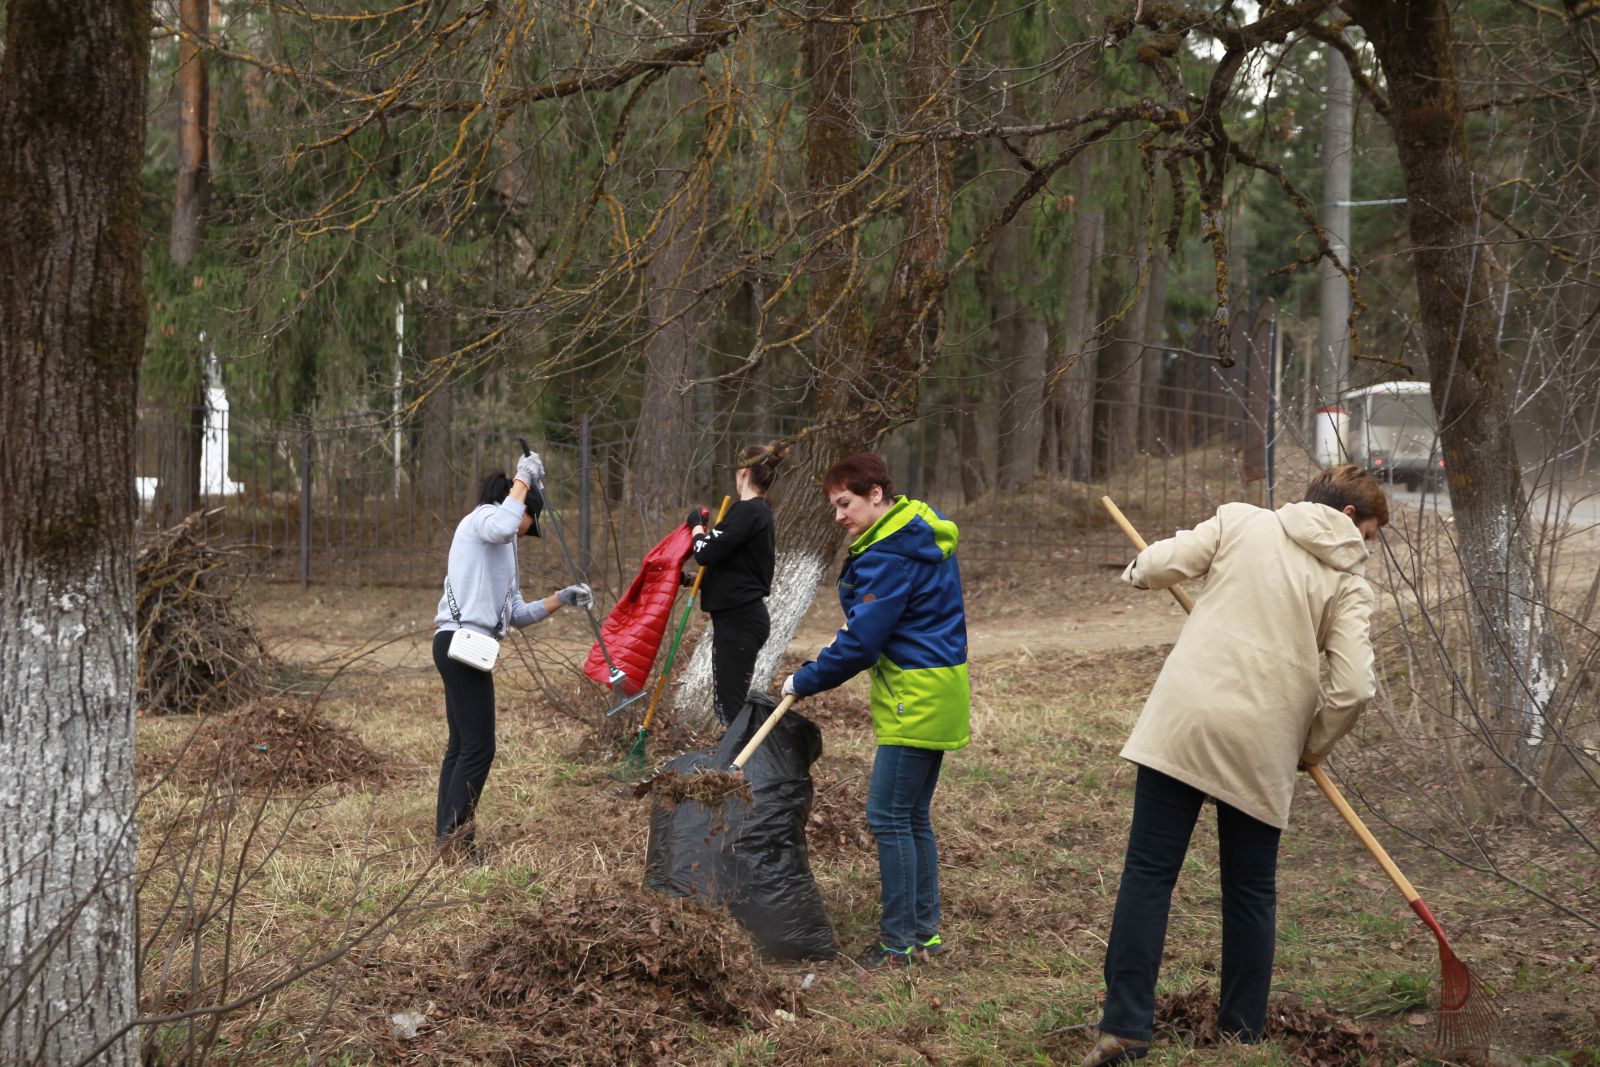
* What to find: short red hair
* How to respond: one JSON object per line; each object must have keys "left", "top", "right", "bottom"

{"left": 822, "top": 452, "right": 895, "bottom": 499}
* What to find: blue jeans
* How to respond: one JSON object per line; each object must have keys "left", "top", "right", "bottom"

{"left": 866, "top": 744, "right": 944, "bottom": 950}
{"left": 1100, "top": 765, "right": 1281, "bottom": 1043}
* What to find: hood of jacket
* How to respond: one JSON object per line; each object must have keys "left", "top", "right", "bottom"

{"left": 1275, "top": 500, "right": 1369, "bottom": 574}
{"left": 849, "top": 496, "right": 959, "bottom": 564}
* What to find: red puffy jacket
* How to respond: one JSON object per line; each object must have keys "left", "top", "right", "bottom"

{"left": 584, "top": 524, "right": 694, "bottom": 693}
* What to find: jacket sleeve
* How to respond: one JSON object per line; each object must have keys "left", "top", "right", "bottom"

{"left": 793, "top": 554, "right": 911, "bottom": 695}
{"left": 691, "top": 504, "right": 757, "bottom": 566}
{"left": 1123, "top": 513, "right": 1222, "bottom": 590}
{"left": 468, "top": 499, "right": 525, "bottom": 545}
{"left": 508, "top": 591, "right": 552, "bottom": 629}
{"left": 1301, "top": 576, "right": 1377, "bottom": 764}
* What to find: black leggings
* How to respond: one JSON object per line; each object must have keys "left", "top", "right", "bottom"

{"left": 433, "top": 630, "right": 497, "bottom": 842}
{"left": 710, "top": 602, "right": 770, "bottom": 726}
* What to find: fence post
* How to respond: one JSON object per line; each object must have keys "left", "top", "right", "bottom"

{"left": 578, "top": 413, "right": 592, "bottom": 577}
{"left": 299, "top": 422, "right": 312, "bottom": 590}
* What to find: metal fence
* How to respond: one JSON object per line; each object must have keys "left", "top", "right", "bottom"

{"left": 134, "top": 369, "right": 1281, "bottom": 591}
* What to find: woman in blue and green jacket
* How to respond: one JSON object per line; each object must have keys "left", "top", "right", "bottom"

{"left": 781, "top": 452, "right": 970, "bottom": 971}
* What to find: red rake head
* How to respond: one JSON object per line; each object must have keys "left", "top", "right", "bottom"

{"left": 1436, "top": 943, "right": 1498, "bottom": 1054}
{"left": 1411, "top": 898, "right": 1499, "bottom": 1053}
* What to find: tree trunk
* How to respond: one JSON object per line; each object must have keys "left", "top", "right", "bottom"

{"left": 1051, "top": 148, "right": 1102, "bottom": 481}
{"left": 673, "top": 0, "right": 954, "bottom": 725}
{"left": 0, "top": 2, "right": 151, "bottom": 1064}
{"left": 955, "top": 391, "right": 987, "bottom": 503}
{"left": 153, "top": 0, "right": 211, "bottom": 528}
{"left": 171, "top": 0, "right": 209, "bottom": 267}
{"left": 631, "top": 65, "right": 710, "bottom": 522}
{"left": 1096, "top": 240, "right": 1146, "bottom": 477}
{"left": 1315, "top": 39, "right": 1354, "bottom": 464}
{"left": 1351, "top": 0, "right": 1565, "bottom": 768}
{"left": 418, "top": 293, "right": 455, "bottom": 519}
{"left": 1138, "top": 248, "right": 1170, "bottom": 451}
{"left": 994, "top": 203, "right": 1048, "bottom": 493}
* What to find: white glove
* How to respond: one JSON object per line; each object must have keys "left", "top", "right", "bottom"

{"left": 557, "top": 582, "right": 592, "bottom": 608}
{"left": 781, "top": 674, "right": 797, "bottom": 698}
{"left": 1120, "top": 559, "right": 1148, "bottom": 590}
{"left": 515, "top": 451, "right": 545, "bottom": 488}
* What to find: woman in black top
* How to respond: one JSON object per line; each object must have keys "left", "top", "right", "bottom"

{"left": 687, "top": 444, "right": 786, "bottom": 725}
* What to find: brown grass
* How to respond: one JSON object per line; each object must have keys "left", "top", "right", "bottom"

{"left": 131, "top": 540, "right": 1600, "bottom": 1065}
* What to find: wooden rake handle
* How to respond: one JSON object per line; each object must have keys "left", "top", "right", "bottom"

{"left": 638, "top": 495, "right": 733, "bottom": 734}
{"left": 1099, "top": 496, "right": 1195, "bottom": 614}
{"left": 1098, "top": 495, "right": 1421, "bottom": 907}
{"left": 729, "top": 693, "right": 799, "bottom": 772}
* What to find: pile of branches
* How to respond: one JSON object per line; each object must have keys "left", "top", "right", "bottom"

{"left": 138, "top": 509, "right": 269, "bottom": 716}
{"left": 177, "top": 696, "right": 386, "bottom": 792}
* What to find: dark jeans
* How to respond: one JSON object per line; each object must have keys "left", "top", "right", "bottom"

{"left": 1100, "top": 765, "right": 1281, "bottom": 1043}
{"left": 711, "top": 602, "right": 769, "bottom": 726}
{"left": 865, "top": 744, "right": 945, "bottom": 950}
{"left": 433, "top": 630, "right": 497, "bottom": 843}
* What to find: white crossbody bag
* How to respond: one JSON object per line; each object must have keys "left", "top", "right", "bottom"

{"left": 444, "top": 579, "right": 514, "bottom": 672}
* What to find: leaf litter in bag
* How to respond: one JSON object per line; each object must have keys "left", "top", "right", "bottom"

{"left": 642, "top": 691, "right": 838, "bottom": 961}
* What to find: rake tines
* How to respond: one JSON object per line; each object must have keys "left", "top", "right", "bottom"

{"left": 1424, "top": 904, "right": 1499, "bottom": 1053}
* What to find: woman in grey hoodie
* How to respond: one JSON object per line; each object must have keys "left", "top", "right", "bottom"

{"left": 433, "top": 449, "right": 591, "bottom": 860}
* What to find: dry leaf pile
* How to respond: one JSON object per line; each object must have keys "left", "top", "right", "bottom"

{"left": 448, "top": 886, "right": 788, "bottom": 1065}
{"left": 178, "top": 697, "right": 385, "bottom": 792}
{"left": 1155, "top": 987, "right": 1419, "bottom": 1065}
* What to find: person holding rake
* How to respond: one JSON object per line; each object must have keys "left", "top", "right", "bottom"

{"left": 1081, "top": 464, "right": 1389, "bottom": 1066}
{"left": 686, "top": 443, "right": 787, "bottom": 726}
{"left": 780, "top": 452, "right": 970, "bottom": 971}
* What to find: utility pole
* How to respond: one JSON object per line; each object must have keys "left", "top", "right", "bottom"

{"left": 1315, "top": 41, "right": 1354, "bottom": 466}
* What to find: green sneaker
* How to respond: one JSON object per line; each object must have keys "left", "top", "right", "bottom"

{"left": 915, "top": 934, "right": 944, "bottom": 957}
{"left": 853, "top": 942, "right": 915, "bottom": 971}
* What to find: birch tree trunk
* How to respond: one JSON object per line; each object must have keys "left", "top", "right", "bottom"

{"left": 674, "top": 0, "right": 954, "bottom": 725}
{"left": 1350, "top": 0, "right": 1565, "bottom": 769}
{"left": 0, "top": 2, "right": 151, "bottom": 1063}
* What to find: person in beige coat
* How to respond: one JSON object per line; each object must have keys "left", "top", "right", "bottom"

{"left": 1082, "top": 464, "right": 1388, "bottom": 1067}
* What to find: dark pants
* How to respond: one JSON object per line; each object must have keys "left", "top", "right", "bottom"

{"left": 710, "top": 602, "right": 769, "bottom": 726}
{"left": 1100, "top": 765, "right": 1281, "bottom": 1043}
{"left": 866, "top": 744, "right": 945, "bottom": 950}
{"left": 433, "top": 630, "right": 497, "bottom": 843}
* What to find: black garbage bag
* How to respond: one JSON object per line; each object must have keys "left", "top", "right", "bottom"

{"left": 642, "top": 692, "right": 838, "bottom": 960}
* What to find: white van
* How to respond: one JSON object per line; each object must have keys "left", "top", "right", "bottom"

{"left": 1343, "top": 382, "right": 1445, "bottom": 490}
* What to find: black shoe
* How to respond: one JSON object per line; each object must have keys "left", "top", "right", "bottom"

{"left": 915, "top": 934, "right": 944, "bottom": 957}
{"left": 853, "top": 942, "right": 915, "bottom": 971}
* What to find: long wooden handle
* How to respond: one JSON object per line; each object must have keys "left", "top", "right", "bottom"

{"left": 1100, "top": 494, "right": 1422, "bottom": 905}
{"left": 729, "top": 693, "right": 799, "bottom": 772}
{"left": 1100, "top": 496, "right": 1195, "bottom": 613}
{"left": 639, "top": 495, "right": 733, "bottom": 733}
{"left": 1307, "top": 764, "right": 1420, "bottom": 902}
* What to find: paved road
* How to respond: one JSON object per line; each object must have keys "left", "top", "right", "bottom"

{"left": 1388, "top": 484, "right": 1600, "bottom": 528}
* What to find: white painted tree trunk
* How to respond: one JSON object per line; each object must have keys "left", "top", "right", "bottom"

{"left": 0, "top": 1, "right": 149, "bottom": 1061}
{"left": 1, "top": 568, "right": 140, "bottom": 1066}
{"left": 673, "top": 550, "right": 829, "bottom": 723}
